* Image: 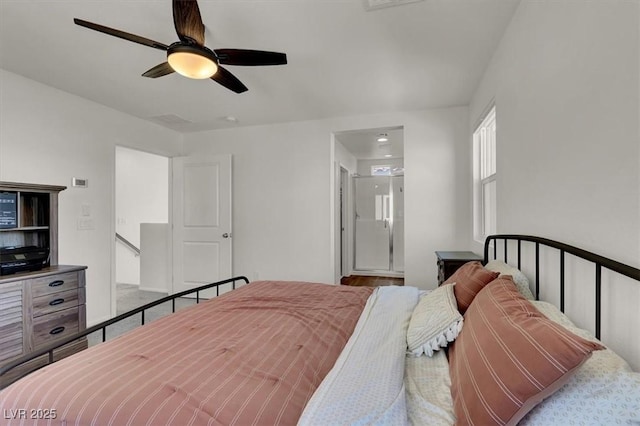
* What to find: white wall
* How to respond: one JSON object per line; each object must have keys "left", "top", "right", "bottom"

{"left": 0, "top": 70, "right": 182, "bottom": 325}
{"left": 140, "top": 223, "right": 170, "bottom": 293}
{"left": 334, "top": 139, "right": 358, "bottom": 173}
{"left": 115, "top": 146, "right": 169, "bottom": 286}
{"left": 470, "top": 1, "right": 639, "bottom": 370}
{"left": 183, "top": 106, "right": 470, "bottom": 289}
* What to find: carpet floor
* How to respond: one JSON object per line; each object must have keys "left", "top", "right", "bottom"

{"left": 87, "top": 284, "right": 197, "bottom": 347}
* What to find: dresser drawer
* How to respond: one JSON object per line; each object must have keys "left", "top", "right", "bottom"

{"left": 31, "top": 306, "right": 80, "bottom": 349}
{"left": 30, "top": 272, "right": 80, "bottom": 298}
{"left": 32, "top": 288, "right": 83, "bottom": 318}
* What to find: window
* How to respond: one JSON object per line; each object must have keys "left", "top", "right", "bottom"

{"left": 370, "top": 165, "right": 404, "bottom": 176}
{"left": 473, "top": 105, "right": 496, "bottom": 241}
{"left": 371, "top": 165, "right": 392, "bottom": 176}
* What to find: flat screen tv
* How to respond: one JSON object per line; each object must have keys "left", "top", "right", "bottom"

{"left": 0, "top": 192, "right": 18, "bottom": 229}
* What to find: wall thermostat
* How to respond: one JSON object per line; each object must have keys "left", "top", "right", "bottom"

{"left": 72, "top": 178, "right": 88, "bottom": 188}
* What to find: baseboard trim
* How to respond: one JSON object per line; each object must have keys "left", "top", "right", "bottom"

{"left": 87, "top": 315, "right": 111, "bottom": 328}
{"left": 348, "top": 271, "right": 404, "bottom": 278}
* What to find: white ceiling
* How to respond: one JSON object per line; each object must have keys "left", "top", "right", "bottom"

{"left": 0, "top": 0, "right": 520, "bottom": 133}
{"left": 336, "top": 126, "right": 403, "bottom": 160}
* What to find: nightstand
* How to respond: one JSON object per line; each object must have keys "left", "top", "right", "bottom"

{"left": 435, "top": 251, "right": 483, "bottom": 285}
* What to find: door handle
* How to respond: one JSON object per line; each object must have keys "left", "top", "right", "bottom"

{"left": 222, "top": 233, "right": 231, "bottom": 239}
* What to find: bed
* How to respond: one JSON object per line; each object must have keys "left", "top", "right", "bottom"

{"left": 0, "top": 234, "right": 638, "bottom": 425}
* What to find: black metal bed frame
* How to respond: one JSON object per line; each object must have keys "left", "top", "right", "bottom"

{"left": 3, "top": 236, "right": 639, "bottom": 381}
{"left": 0, "top": 275, "right": 249, "bottom": 381}
{"left": 484, "top": 235, "right": 640, "bottom": 340}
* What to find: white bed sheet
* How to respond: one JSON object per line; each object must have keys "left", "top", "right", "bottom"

{"left": 405, "top": 352, "right": 454, "bottom": 426}
{"left": 298, "top": 286, "right": 420, "bottom": 425}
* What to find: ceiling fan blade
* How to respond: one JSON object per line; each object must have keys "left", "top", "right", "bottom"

{"left": 215, "top": 49, "right": 287, "bottom": 66}
{"left": 142, "top": 62, "right": 175, "bottom": 78}
{"left": 74, "top": 18, "right": 168, "bottom": 51}
{"left": 173, "top": 0, "right": 205, "bottom": 46}
{"left": 211, "top": 66, "right": 248, "bottom": 93}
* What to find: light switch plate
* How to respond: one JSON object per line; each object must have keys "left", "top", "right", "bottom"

{"left": 77, "top": 218, "right": 94, "bottom": 230}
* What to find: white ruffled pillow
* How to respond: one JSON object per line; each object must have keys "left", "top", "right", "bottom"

{"left": 407, "top": 283, "right": 463, "bottom": 357}
{"left": 484, "top": 259, "right": 535, "bottom": 300}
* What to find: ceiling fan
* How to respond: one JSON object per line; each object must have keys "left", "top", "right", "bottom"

{"left": 74, "top": 0, "right": 287, "bottom": 93}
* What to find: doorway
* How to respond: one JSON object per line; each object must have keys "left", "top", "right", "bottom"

{"left": 334, "top": 126, "right": 404, "bottom": 279}
{"left": 114, "top": 146, "right": 169, "bottom": 315}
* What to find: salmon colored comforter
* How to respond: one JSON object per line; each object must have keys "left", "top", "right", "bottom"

{"left": 0, "top": 281, "right": 373, "bottom": 425}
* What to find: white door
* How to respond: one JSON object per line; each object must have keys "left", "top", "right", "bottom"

{"left": 172, "top": 154, "right": 232, "bottom": 296}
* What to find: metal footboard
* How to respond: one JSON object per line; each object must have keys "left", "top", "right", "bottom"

{"left": 484, "top": 234, "right": 640, "bottom": 340}
{"left": 0, "top": 276, "right": 250, "bottom": 381}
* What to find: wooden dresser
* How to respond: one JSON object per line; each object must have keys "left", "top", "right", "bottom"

{"left": 0, "top": 266, "right": 87, "bottom": 386}
{"left": 0, "top": 181, "right": 87, "bottom": 386}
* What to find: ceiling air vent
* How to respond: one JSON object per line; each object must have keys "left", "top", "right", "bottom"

{"left": 363, "top": 0, "right": 424, "bottom": 11}
{"left": 149, "top": 114, "right": 193, "bottom": 126}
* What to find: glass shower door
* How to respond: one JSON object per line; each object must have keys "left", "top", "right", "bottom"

{"left": 354, "top": 177, "right": 390, "bottom": 271}
{"left": 353, "top": 175, "right": 404, "bottom": 273}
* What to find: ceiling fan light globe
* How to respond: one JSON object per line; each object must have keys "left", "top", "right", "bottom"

{"left": 168, "top": 51, "right": 218, "bottom": 79}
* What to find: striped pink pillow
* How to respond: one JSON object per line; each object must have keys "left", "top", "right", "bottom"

{"left": 444, "top": 261, "right": 499, "bottom": 313}
{"left": 448, "top": 277, "right": 604, "bottom": 426}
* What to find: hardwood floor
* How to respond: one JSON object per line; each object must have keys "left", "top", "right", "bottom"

{"left": 341, "top": 275, "right": 404, "bottom": 287}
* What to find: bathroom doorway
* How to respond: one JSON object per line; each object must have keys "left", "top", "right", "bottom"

{"left": 334, "top": 126, "right": 404, "bottom": 278}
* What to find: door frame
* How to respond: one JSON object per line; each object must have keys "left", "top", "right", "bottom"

{"left": 340, "top": 166, "right": 350, "bottom": 278}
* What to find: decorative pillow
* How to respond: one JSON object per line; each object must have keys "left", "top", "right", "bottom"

{"left": 485, "top": 259, "right": 535, "bottom": 300}
{"left": 406, "top": 284, "right": 463, "bottom": 357}
{"left": 444, "top": 261, "right": 499, "bottom": 313}
{"left": 448, "top": 277, "right": 605, "bottom": 426}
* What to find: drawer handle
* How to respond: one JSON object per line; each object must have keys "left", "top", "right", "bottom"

{"left": 49, "top": 298, "right": 65, "bottom": 306}
{"left": 49, "top": 280, "right": 65, "bottom": 287}
{"left": 50, "top": 326, "right": 65, "bottom": 335}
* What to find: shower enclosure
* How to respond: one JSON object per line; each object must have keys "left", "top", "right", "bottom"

{"left": 353, "top": 175, "right": 404, "bottom": 274}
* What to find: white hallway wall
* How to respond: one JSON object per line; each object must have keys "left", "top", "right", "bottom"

{"left": 183, "top": 106, "right": 470, "bottom": 289}
{"left": 470, "top": 1, "right": 640, "bottom": 370}
{"left": 0, "top": 70, "right": 182, "bottom": 325}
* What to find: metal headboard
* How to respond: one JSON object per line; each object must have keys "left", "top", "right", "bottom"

{"left": 483, "top": 234, "right": 640, "bottom": 340}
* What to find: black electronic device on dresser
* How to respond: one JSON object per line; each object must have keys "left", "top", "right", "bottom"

{"left": 435, "top": 251, "right": 483, "bottom": 285}
{"left": 0, "top": 245, "right": 50, "bottom": 275}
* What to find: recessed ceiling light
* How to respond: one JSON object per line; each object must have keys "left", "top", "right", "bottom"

{"left": 223, "top": 116, "right": 239, "bottom": 123}
{"left": 384, "top": 154, "right": 393, "bottom": 158}
{"left": 377, "top": 133, "right": 388, "bottom": 142}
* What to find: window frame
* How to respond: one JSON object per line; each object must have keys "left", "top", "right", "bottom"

{"left": 473, "top": 105, "right": 497, "bottom": 243}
